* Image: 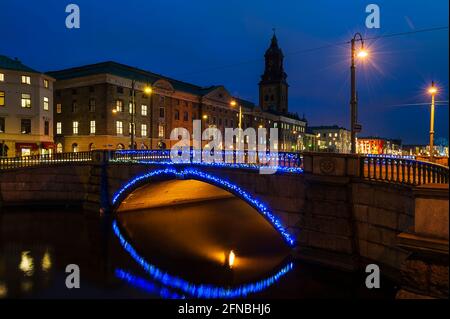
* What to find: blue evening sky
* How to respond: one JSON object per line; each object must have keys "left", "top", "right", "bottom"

{"left": 1, "top": 0, "right": 448, "bottom": 144}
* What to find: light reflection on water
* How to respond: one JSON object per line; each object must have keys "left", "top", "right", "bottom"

{"left": 0, "top": 206, "right": 397, "bottom": 299}
{"left": 113, "top": 219, "right": 294, "bottom": 298}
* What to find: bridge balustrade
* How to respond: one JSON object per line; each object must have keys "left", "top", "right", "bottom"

{"left": 360, "top": 155, "right": 449, "bottom": 185}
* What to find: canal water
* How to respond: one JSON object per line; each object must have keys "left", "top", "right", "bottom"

{"left": 0, "top": 199, "right": 397, "bottom": 299}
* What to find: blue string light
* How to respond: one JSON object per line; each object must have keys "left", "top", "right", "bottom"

{"left": 115, "top": 269, "right": 186, "bottom": 299}
{"left": 111, "top": 167, "right": 296, "bottom": 246}
{"left": 112, "top": 220, "right": 294, "bottom": 298}
{"left": 111, "top": 149, "right": 303, "bottom": 174}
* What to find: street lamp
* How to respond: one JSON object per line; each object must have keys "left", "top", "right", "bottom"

{"left": 428, "top": 81, "right": 438, "bottom": 162}
{"left": 111, "top": 82, "right": 152, "bottom": 150}
{"left": 350, "top": 32, "right": 368, "bottom": 154}
{"left": 230, "top": 99, "right": 244, "bottom": 149}
{"left": 230, "top": 100, "right": 242, "bottom": 130}
{"left": 144, "top": 85, "right": 153, "bottom": 148}
{"left": 130, "top": 79, "right": 136, "bottom": 150}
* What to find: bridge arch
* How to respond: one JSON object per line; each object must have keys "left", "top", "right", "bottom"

{"left": 111, "top": 166, "right": 296, "bottom": 247}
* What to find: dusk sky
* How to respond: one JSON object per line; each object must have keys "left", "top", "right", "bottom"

{"left": 1, "top": 0, "right": 448, "bottom": 144}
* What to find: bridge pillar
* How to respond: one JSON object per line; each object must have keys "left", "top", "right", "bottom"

{"left": 397, "top": 184, "right": 449, "bottom": 299}
{"left": 296, "top": 152, "right": 361, "bottom": 271}
{"left": 83, "top": 150, "right": 113, "bottom": 215}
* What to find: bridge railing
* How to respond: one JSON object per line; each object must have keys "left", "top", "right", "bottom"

{"left": 360, "top": 155, "right": 449, "bottom": 185}
{"left": 0, "top": 149, "right": 302, "bottom": 171}
{"left": 0, "top": 151, "right": 93, "bottom": 170}
{"left": 111, "top": 149, "right": 302, "bottom": 169}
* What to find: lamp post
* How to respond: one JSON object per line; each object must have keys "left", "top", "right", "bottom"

{"left": 428, "top": 81, "right": 438, "bottom": 162}
{"left": 230, "top": 100, "right": 243, "bottom": 149}
{"left": 130, "top": 79, "right": 136, "bottom": 150}
{"left": 350, "top": 33, "right": 368, "bottom": 154}
{"left": 144, "top": 85, "right": 153, "bottom": 149}
{"left": 112, "top": 81, "right": 152, "bottom": 150}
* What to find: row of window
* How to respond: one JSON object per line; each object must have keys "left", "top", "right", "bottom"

{"left": 0, "top": 117, "right": 50, "bottom": 135}
{"left": 0, "top": 73, "right": 49, "bottom": 88}
{"left": 57, "top": 121, "right": 165, "bottom": 138}
{"left": 0, "top": 91, "right": 49, "bottom": 110}
{"left": 317, "top": 132, "right": 340, "bottom": 138}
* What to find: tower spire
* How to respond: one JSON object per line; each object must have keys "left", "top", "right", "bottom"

{"left": 259, "top": 31, "right": 288, "bottom": 114}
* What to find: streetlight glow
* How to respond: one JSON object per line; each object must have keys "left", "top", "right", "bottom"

{"left": 357, "top": 49, "right": 368, "bottom": 58}
{"left": 144, "top": 86, "right": 153, "bottom": 95}
{"left": 230, "top": 100, "right": 237, "bottom": 107}
{"left": 428, "top": 82, "right": 438, "bottom": 95}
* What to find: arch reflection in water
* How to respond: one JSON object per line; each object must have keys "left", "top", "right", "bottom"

{"left": 112, "top": 220, "right": 294, "bottom": 298}
{"left": 111, "top": 167, "right": 295, "bottom": 247}
{"left": 115, "top": 269, "right": 186, "bottom": 299}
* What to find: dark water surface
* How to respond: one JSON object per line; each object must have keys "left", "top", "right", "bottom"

{"left": 0, "top": 200, "right": 397, "bottom": 299}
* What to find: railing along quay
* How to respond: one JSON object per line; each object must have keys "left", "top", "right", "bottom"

{"left": 360, "top": 155, "right": 449, "bottom": 185}
{"left": 0, "top": 151, "right": 92, "bottom": 170}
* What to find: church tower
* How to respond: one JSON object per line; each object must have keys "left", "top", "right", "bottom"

{"left": 259, "top": 31, "right": 288, "bottom": 114}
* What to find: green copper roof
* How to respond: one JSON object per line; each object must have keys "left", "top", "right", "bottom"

{"left": 47, "top": 61, "right": 261, "bottom": 110}
{"left": 47, "top": 61, "right": 222, "bottom": 96}
{"left": 0, "top": 55, "right": 39, "bottom": 73}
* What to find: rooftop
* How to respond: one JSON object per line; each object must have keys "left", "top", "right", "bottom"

{"left": 47, "top": 61, "right": 257, "bottom": 108}
{"left": 309, "top": 125, "right": 349, "bottom": 131}
{"left": 0, "top": 55, "right": 39, "bottom": 73}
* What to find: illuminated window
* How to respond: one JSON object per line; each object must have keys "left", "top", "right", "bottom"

{"left": 90, "top": 120, "right": 96, "bottom": 134}
{"left": 141, "top": 124, "right": 147, "bottom": 137}
{"left": 0, "top": 91, "right": 4, "bottom": 106}
{"left": 43, "top": 97, "right": 49, "bottom": 110}
{"left": 21, "top": 75, "right": 31, "bottom": 84}
{"left": 116, "top": 121, "right": 123, "bottom": 135}
{"left": 43, "top": 79, "right": 49, "bottom": 88}
{"left": 56, "top": 143, "right": 63, "bottom": 153}
{"left": 0, "top": 73, "right": 4, "bottom": 81}
{"left": 116, "top": 99, "right": 124, "bottom": 112}
{"left": 129, "top": 102, "right": 135, "bottom": 114}
{"left": 21, "top": 93, "right": 31, "bottom": 108}
{"left": 335, "top": 133, "right": 338, "bottom": 137}
{"left": 158, "top": 124, "right": 164, "bottom": 138}
{"left": 56, "top": 122, "right": 62, "bottom": 134}
{"left": 56, "top": 103, "right": 62, "bottom": 114}
{"left": 72, "top": 143, "right": 78, "bottom": 152}
{"left": 72, "top": 121, "right": 79, "bottom": 135}
{"left": 141, "top": 104, "right": 147, "bottom": 116}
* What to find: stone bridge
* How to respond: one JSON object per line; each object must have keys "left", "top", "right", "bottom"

{"left": 0, "top": 150, "right": 448, "bottom": 297}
